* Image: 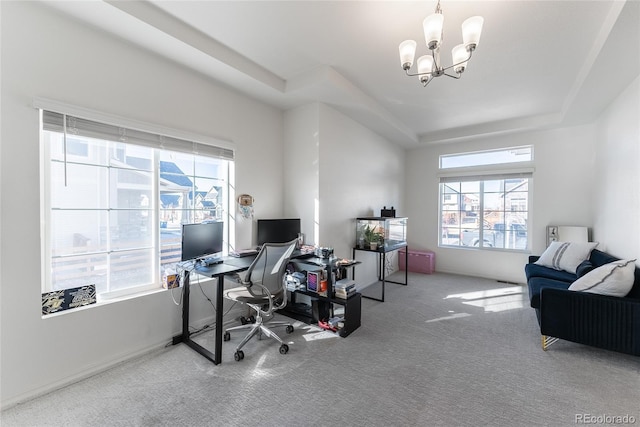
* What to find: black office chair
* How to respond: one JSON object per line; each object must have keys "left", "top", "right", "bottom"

{"left": 223, "top": 239, "right": 297, "bottom": 361}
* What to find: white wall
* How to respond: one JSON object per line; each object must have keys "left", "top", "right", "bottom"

{"left": 316, "top": 105, "right": 404, "bottom": 287}
{"left": 405, "top": 125, "right": 597, "bottom": 283}
{"left": 592, "top": 76, "right": 640, "bottom": 259}
{"left": 283, "top": 103, "right": 320, "bottom": 245}
{"left": 318, "top": 104, "right": 405, "bottom": 266}
{"left": 283, "top": 103, "right": 405, "bottom": 286}
{"left": 0, "top": 2, "right": 284, "bottom": 407}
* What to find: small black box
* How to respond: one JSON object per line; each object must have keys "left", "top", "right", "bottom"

{"left": 381, "top": 206, "right": 396, "bottom": 217}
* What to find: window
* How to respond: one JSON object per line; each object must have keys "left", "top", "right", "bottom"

{"left": 439, "top": 147, "right": 532, "bottom": 251}
{"left": 40, "top": 109, "right": 233, "bottom": 299}
{"left": 440, "top": 146, "right": 532, "bottom": 169}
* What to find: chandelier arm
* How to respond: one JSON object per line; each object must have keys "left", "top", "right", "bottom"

{"left": 403, "top": 48, "right": 473, "bottom": 77}
{"left": 422, "top": 76, "right": 435, "bottom": 88}
{"left": 404, "top": 69, "right": 436, "bottom": 78}
{"left": 442, "top": 72, "right": 462, "bottom": 79}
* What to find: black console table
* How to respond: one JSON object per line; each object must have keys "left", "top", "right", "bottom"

{"left": 352, "top": 243, "right": 408, "bottom": 302}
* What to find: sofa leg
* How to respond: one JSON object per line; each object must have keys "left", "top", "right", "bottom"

{"left": 541, "top": 335, "right": 558, "bottom": 351}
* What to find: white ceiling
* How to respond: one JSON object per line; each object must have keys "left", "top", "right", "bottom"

{"left": 43, "top": 0, "right": 640, "bottom": 148}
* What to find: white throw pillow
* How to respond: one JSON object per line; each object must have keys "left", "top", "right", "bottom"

{"left": 568, "top": 259, "right": 636, "bottom": 297}
{"left": 535, "top": 241, "right": 599, "bottom": 274}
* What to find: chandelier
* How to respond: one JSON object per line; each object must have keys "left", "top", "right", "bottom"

{"left": 398, "top": 0, "right": 484, "bottom": 87}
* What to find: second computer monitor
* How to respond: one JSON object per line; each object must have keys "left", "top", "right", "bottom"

{"left": 256, "top": 218, "right": 300, "bottom": 246}
{"left": 181, "top": 221, "right": 224, "bottom": 262}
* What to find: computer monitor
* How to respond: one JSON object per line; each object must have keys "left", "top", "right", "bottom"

{"left": 256, "top": 218, "right": 300, "bottom": 246}
{"left": 181, "top": 221, "right": 224, "bottom": 262}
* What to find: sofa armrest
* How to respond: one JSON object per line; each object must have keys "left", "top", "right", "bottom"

{"left": 528, "top": 255, "right": 540, "bottom": 264}
{"left": 540, "top": 288, "right": 640, "bottom": 356}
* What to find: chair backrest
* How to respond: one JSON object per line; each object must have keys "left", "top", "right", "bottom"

{"left": 245, "top": 239, "right": 297, "bottom": 298}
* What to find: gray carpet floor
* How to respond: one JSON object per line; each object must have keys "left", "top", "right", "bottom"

{"left": 2, "top": 272, "right": 640, "bottom": 427}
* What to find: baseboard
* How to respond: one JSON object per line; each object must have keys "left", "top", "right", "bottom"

{"left": 1, "top": 341, "right": 168, "bottom": 411}
{"left": 2, "top": 303, "right": 259, "bottom": 410}
{"left": 433, "top": 268, "right": 525, "bottom": 285}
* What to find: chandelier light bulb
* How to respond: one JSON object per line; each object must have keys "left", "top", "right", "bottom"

{"left": 417, "top": 55, "right": 434, "bottom": 85}
{"left": 452, "top": 44, "right": 469, "bottom": 73}
{"left": 462, "top": 16, "right": 484, "bottom": 51}
{"left": 423, "top": 13, "right": 444, "bottom": 50}
{"left": 399, "top": 40, "right": 417, "bottom": 70}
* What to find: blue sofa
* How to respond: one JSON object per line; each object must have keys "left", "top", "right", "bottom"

{"left": 525, "top": 249, "right": 640, "bottom": 356}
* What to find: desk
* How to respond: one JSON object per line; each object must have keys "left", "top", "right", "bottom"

{"left": 352, "top": 243, "right": 408, "bottom": 302}
{"left": 172, "top": 256, "right": 255, "bottom": 365}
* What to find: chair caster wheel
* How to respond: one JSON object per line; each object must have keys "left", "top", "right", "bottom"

{"left": 234, "top": 350, "right": 244, "bottom": 361}
{"left": 279, "top": 344, "right": 289, "bottom": 354}
{"left": 240, "top": 317, "right": 248, "bottom": 325}
{"left": 224, "top": 331, "right": 230, "bottom": 341}
{"left": 286, "top": 325, "right": 294, "bottom": 334}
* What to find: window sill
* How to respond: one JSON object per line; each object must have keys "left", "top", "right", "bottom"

{"left": 41, "top": 272, "right": 225, "bottom": 319}
{"left": 41, "top": 286, "right": 167, "bottom": 319}
{"left": 438, "top": 244, "right": 531, "bottom": 254}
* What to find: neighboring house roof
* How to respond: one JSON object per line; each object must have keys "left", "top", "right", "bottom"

{"left": 190, "top": 190, "right": 207, "bottom": 201}
{"left": 160, "top": 195, "right": 180, "bottom": 207}
{"left": 160, "top": 161, "right": 193, "bottom": 188}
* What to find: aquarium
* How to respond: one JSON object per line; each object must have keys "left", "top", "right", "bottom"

{"left": 355, "top": 217, "right": 407, "bottom": 251}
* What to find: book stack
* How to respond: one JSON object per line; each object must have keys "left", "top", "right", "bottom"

{"left": 334, "top": 278, "right": 356, "bottom": 299}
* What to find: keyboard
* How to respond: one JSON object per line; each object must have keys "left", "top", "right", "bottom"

{"left": 229, "top": 249, "right": 258, "bottom": 258}
{"left": 291, "top": 249, "right": 314, "bottom": 259}
{"left": 201, "top": 257, "right": 223, "bottom": 266}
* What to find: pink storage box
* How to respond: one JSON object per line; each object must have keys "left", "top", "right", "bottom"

{"left": 399, "top": 249, "right": 435, "bottom": 274}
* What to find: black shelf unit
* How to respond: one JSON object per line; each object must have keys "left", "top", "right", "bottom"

{"left": 284, "top": 257, "right": 361, "bottom": 337}
{"left": 282, "top": 289, "right": 361, "bottom": 337}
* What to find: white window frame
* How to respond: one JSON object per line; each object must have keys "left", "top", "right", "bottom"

{"left": 37, "top": 99, "right": 235, "bottom": 300}
{"left": 438, "top": 147, "right": 534, "bottom": 252}
{"left": 440, "top": 145, "right": 533, "bottom": 169}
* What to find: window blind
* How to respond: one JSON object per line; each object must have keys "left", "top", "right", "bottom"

{"left": 438, "top": 163, "right": 534, "bottom": 183}
{"left": 438, "top": 171, "right": 533, "bottom": 183}
{"left": 41, "top": 110, "right": 234, "bottom": 161}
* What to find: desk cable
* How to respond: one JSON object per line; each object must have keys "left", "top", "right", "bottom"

{"left": 168, "top": 261, "right": 241, "bottom": 341}
{"left": 170, "top": 261, "right": 195, "bottom": 306}
{"left": 186, "top": 300, "right": 239, "bottom": 340}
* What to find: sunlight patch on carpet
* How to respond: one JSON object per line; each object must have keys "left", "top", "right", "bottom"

{"left": 444, "top": 286, "right": 526, "bottom": 313}
{"left": 426, "top": 312, "right": 472, "bottom": 323}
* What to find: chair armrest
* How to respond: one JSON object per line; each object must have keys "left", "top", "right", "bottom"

{"left": 540, "top": 288, "right": 640, "bottom": 355}
{"left": 234, "top": 270, "right": 250, "bottom": 284}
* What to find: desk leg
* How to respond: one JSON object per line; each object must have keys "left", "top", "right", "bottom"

{"left": 182, "top": 272, "right": 190, "bottom": 339}
{"left": 214, "top": 274, "right": 224, "bottom": 365}
{"left": 175, "top": 270, "right": 220, "bottom": 365}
